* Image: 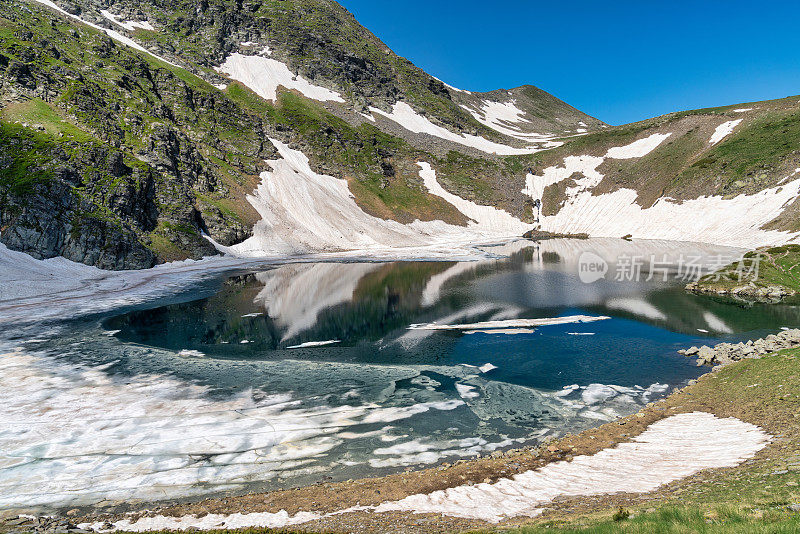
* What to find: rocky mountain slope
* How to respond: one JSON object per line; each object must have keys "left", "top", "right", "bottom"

{"left": 1, "top": 0, "right": 799, "bottom": 269}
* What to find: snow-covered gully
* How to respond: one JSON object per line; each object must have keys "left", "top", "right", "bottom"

{"left": 81, "top": 412, "right": 770, "bottom": 531}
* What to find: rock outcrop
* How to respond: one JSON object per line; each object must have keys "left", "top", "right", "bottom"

{"left": 685, "top": 282, "right": 797, "bottom": 303}
{"left": 679, "top": 329, "right": 800, "bottom": 367}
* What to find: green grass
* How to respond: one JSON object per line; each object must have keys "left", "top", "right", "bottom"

{"left": 677, "top": 108, "right": 800, "bottom": 192}
{"left": 0, "top": 122, "right": 56, "bottom": 197}
{"left": 1, "top": 98, "right": 92, "bottom": 141}
{"left": 503, "top": 506, "right": 800, "bottom": 533}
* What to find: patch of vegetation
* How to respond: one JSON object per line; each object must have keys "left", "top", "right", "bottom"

{"left": 503, "top": 505, "right": 800, "bottom": 533}
{"left": 0, "top": 122, "right": 55, "bottom": 198}
{"left": 1, "top": 98, "right": 91, "bottom": 141}
{"left": 679, "top": 108, "right": 800, "bottom": 191}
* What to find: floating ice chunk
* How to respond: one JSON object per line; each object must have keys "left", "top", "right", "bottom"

{"left": 581, "top": 383, "right": 619, "bottom": 405}
{"left": 286, "top": 340, "right": 341, "bottom": 349}
{"left": 216, "top": 53, "right": 345, "bottom": 103}
{"left": 455, "top": 383, "right": 480, "bottom": 400}
{"left": 567, "top": 332, "right": 595, "bottom": 336}
{"left": 710, "top": 119, "right": 743, "bottom": 145}
{"left": 464, "top": 328, "right": 536, "bottom": 335}
{"left": 177, "top": 349, "right": 205, "bottom": 358}
{"left": 554, "top": 384, "right": 580, "bottom": 397}
{"left": 606, "top": 133, "right": 672, "bottom": 159}
{"left": 361, "top": 399, "right": 465, "bottom": 424}
{"left": 409, "top": 315, "right": 610, "bottom": 331}
{"left": 479, "top": 363, "right": 497, "bottom": 373}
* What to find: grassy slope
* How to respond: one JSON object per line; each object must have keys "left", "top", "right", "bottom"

{"left": 532, "top": 96, "right": 800, "bottom": 216}
{"left": 90, "top": 0, "right": 504, "bottom": 140}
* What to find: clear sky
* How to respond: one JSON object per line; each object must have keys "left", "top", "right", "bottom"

{"left": 336, "top": 0, "right": 800, "bottom": 125}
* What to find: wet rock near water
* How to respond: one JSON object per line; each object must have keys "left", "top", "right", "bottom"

{"left": 679, "top": 329, "right": 800, "bottom": 367}
{"left": 0, "top": 515, "right": 90, "bottom": 534}
{"left": 686, "top": 282, "right": 797, "bottom": 303}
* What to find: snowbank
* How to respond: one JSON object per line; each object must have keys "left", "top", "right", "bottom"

{"left": 369, "top": 102, "right": 547, "bottom": 155}
{"left": 710, "top": 119, "right": 743, "bottom": 145}
{"left": 460, "top": 100, "right": 558, "bottom": 142}
{"left": 522, "top": 135, "right": 800, "bottom": 248}
{"left": 373, "top": 412, "right": 769, "bottom": 522}
{"left": 216, "top": 53, "right": 345, "bottom": 103}
{"left": 606, "top": 133, "right": 671, "bottom": 159}
{"left": 225, "top": 140, "right": 533, "bottom": 258}
{"left": 418, "top": 162, "right": 532, "bottom": 234}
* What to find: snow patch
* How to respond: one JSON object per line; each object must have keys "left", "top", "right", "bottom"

{"left": 710, "top": 119, "right": 743, "bottom": 145}
{"left": 522, "top": 139, "right": 800, "bottom": 248}
{"left": 459, "top": 100, "right": 556, "bottom": 143}
{"left": 100, "top": 10, "right": 155, "bottom": 31}
{"left": 216, "top": 53, "right": 344, "bottom": 103}
{"left": 224, "top": 141, "right": 533, "bottom": 258}
{"left": 368, "top": 102, "right": 546, "bottom": 155}
{"left": 83, "top": 511, "right": 321, "bottom": 532}
{"left": 606, "top": 133, "right": 671, "bottom": 159}
{"left": 371, "top": 412, "right": 770, "bottom": 522}
{"left": 418, "top": 162, "right": 532, "bottom": 235}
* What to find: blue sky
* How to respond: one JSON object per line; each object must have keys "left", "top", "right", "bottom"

{"left": 337, "top": 0, "right": 800, "bottom": 125}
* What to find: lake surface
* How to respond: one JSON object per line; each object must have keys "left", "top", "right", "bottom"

{"left": 2, "top": 239, "right": 799, "bottom": 511}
